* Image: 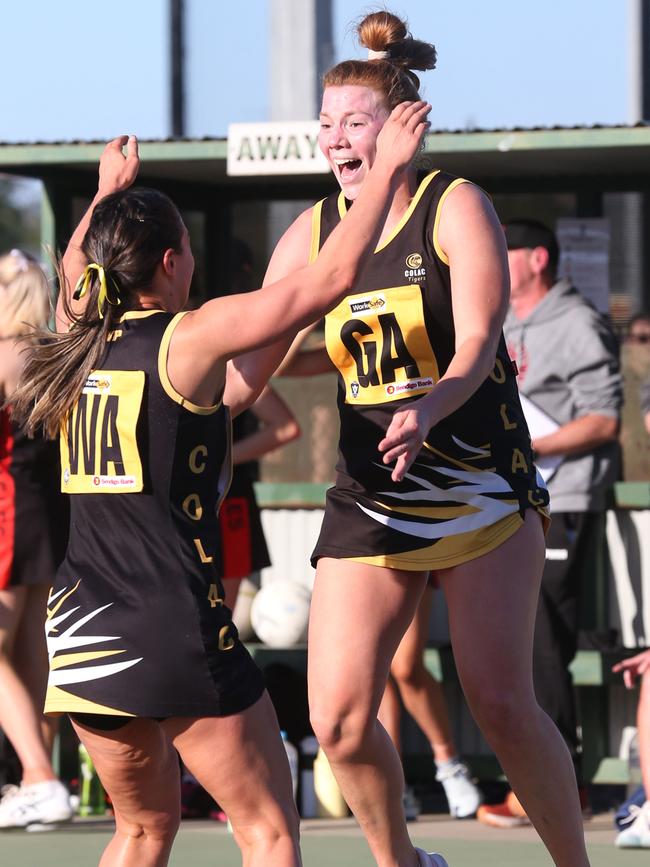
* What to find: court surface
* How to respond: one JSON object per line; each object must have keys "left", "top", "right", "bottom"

{"left": 0, "top": 812, "right": 646, "bottom": 866}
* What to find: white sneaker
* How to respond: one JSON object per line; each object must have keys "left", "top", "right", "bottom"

{"left": 403, "top": 785, "right": 421, "bottom": 821}
{"left": 415, "top": 847, "right": 450, "bottom": 866}
{"left": 436, "top": 759, "right": 482, "bottom": 819}
{"left": 0, "top": 780, "right": 73, "bottom": 829}
{"left": 615, "top": 800, "right": 650, "bottom": 848}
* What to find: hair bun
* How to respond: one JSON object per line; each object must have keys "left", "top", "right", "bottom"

{"left": 357, "top": 10, "right": 437, "bottom": 72}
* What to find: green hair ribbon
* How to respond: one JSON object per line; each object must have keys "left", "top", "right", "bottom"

{"left": 72, "top": 263, "right": 121, "bottom": 318}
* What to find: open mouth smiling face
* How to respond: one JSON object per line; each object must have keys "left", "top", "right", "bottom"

{"left": 318, "top": 85, "right": 390, "bottom": 201}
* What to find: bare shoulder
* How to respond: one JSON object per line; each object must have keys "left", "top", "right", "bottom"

{"left": 438, "top": 181, "right": 504, "bottom": 259}
{"left": 440, "top": 181, "right": 495, "bottom": 225}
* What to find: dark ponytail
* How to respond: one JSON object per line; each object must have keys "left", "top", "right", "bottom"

{"left": 12, "top": 187, "right": 184, "bottom": 439}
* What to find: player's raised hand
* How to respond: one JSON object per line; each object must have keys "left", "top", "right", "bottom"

{"left": 374, "top": 101, "right": 431, "bottom": 173}
{"left": 98, "top": 135, "right": 140, "bottom": 197}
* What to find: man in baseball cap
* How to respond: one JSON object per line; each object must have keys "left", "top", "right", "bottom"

{"left": 477, "top": 218, "right": 622, "bottom": 829}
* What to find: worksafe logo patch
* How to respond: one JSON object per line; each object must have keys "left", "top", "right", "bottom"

{"left": 349, "top": 295, "right": 386, "bottom": 315}
{"left": 84, "top": 375, "right": 112, "bottom": 394}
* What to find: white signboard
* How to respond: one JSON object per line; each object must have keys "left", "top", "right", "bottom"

{"left": 556, "top": 218, "right": 610, "bottom": 313}
{"left": 227, "top": 122, "right": 330, "bottom": 176}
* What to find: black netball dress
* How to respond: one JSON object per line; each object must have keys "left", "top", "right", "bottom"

{"left": 311, "top": 171, "right": 549, "bottom": 571}
{"left": 44, "top": 310, "right": 264, "bottom": 719}
{"left": 0, "top": 408, "right": 67, "bottom": 589}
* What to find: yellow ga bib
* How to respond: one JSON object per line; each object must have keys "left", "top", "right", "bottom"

{"left": 60, "top": 370, "right": 145, "bottom": 494}
{"left": 325, "top": 285, "right": 439, "bottom": 405}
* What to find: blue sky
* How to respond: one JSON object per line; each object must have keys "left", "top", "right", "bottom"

{"left": 0, "top": 0, "right": 632, "bottom": 143}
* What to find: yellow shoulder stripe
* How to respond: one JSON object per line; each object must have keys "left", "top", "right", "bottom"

{"left": 334, "top": 171, "right": 443, "bottom": 254}
{"left": 376, "top": 170, "right": 441, "bottom": 252}
{"left": 337, "top": 190, "right": 347, "bottom": 220}
{"left": 117, "top": 309, "right": 165, "bottom": 323}
{"left": 433, "top": 178, "right": 470, "bottom": 266}
{"left": 309, "top": 200, "right": 325, "bottom": 264}
{"left": 158, "top": 312, "right": 221, "bottom": 415}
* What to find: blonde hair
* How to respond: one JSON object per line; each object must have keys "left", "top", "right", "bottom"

{"left": 0, "top": 250, "right": 51, "bottom": 338}
{"left": 323, "top": 10, "right": 437, "bottom": 109}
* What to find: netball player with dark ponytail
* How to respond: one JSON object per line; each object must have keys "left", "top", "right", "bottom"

{"left": 10, "top": 101, "right": 429, "bottom": 867}
{"left": 242, "top": 10, "right": 592, "bottom": 867}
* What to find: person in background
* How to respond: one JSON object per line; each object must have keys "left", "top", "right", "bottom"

{"left": 477, "top": 219, "right": 622, "bottom": 828}
{"left": 377, "top": 582, "right": 482, "bottom": 820}
{"left": 611, "top": 650, "right": 650, "bottom": 847}
{"left": 626, "top": 313, "right": 650, "bottom": 436}
{"left": 220, "top": 385, "right": 301, "bottom": 613}
{"left": 0, "top": 250, "right": 72, "bottom": 828}
{"left": 219, "top": 239, "right": 301, "bottom": 616}
{"left": 608, "top": 310, "right": 650, "bottom": 839}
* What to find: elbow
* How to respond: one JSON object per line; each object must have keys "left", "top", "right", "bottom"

{"left": 589, "top": 413, "right": 620, "bottom": 446}
{"left": 602, "top": 415, "right": 620, "bottom": 443}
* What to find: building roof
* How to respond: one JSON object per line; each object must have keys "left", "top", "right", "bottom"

{"left": 1, "top": 123, "right": 649, "bottom": 192}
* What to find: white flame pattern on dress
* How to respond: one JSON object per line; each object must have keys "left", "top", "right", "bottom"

{"left": 46, "top": 586, "right": 142, "bottom": 687}
{"left": 356, "top": 461, "right": 519, "bottom": 540}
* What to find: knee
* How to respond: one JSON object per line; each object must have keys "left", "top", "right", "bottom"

{"left": 466, "top": 685, "right": 536, "bottom": 744}
{"left": 233, "top": 800, "right": 300, "bottom": 854}
{"left": 310, "top": 705, "right": 369, "bottom": 762}
{"left": 118, "top": 807, "right": 180, "bottom": 847}
{"left": 390, "top": 655, "right": 426, "bottom": 689}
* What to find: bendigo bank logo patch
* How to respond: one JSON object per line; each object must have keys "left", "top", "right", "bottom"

{"left": 386, "top": 377, "right": 434, "bottom": 396}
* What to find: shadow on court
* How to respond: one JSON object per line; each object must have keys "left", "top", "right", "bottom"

{"left": 0, "top": 814, "right": 647, "bottom": 866}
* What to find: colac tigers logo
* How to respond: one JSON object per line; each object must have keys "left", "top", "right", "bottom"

{"left": 404, "top": 252, "right": 426, "bottom": 282}
{"left": 349, "top": 295, "right": 386, "bottom": 315}
{"left": 350, "top": 381, "right": 360, "bottom": 398}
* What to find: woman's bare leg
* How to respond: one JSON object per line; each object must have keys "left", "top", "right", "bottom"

{"left": 385, "top": 585, "right": 455, "bottom": 764}
{"left": 377, "top": 676, "right": 402, "bottom": 754}
{"left": 71, "top": 718, "right": 182, "bottom": 867}
{"left": 0, "top": 585, "right": 57, "bottom": 784}
{"left": 441, "top": 511, "right": 590, "bottom": 867}
{"left": 164, "top": 692, "right": 301, "bottom": 867}
{"left": 308, "top": 558, "right": 428, "bottom": 867}
{"left": 13, "top": 584, "right": 60, "bottom": 763}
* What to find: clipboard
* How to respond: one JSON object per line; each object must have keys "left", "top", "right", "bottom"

{"left": 519, "top": 394, "right": 563, "bottom": 483}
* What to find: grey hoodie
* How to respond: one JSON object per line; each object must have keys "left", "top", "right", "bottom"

{"left": 503, "top": 279, "right": 622, "bottom": 512}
